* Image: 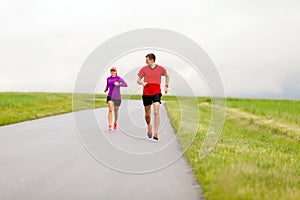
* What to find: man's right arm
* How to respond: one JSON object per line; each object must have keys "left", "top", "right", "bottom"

{"left": 137, "top": 68, "right": 147, "bottom": 86}
{"left": 137, "top": 77, "right": 147, "bottom": 86}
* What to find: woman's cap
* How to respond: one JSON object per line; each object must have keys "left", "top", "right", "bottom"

{"left": 110, "top": 67, "right": 117, "bottom": 71}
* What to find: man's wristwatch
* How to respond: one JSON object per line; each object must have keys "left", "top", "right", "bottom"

{"left": 165, "top": 85, "right": 169, "bottom": 88}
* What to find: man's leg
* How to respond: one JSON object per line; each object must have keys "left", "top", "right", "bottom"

{"left": 144, "top": 105, "right": 152, "bottom": 137}
{"left": 144, "top": 105, "right": 151, "bottom": 126}
{"left": 153, "top": 102, "right": 160, "bottom": 135}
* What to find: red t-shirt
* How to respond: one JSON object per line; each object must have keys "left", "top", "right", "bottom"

{"left": 138, "top": 65, "right": 167, "bottom": 96}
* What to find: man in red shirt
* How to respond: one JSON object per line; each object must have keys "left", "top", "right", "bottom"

{"left": 137, "top": 53, "right": 170, "bottom": 140}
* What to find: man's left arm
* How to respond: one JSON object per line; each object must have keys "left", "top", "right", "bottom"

{"left": 164, "top": 72, "right": 169, "bottom": 94}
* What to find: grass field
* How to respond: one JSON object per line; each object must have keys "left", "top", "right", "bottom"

{"left": 0, "top": 92, "right": 174, "bottom": 126}
{"left": 166, "top": 97, "right": 300, "bottom": 200}
{"left": 226, "top": 98, "right": 300, "bottom": 125}
{"left": 0, "top": 92, "right": 106, "bottom": 126}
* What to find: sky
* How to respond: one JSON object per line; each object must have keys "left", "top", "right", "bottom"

{"left": 0, "top": 0, "right": 300, "bottom": 99}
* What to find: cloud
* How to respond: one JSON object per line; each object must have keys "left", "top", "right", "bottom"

{"left": 0, "top": 0, "right": 299, "bottom": 99}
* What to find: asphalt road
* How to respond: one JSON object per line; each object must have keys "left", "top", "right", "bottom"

{"left": 0, "top": 100, "right": 203, "bottom": 200}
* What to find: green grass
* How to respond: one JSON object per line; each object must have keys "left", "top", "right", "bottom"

{"left": 0, "top": 92, "right": 106, "bottom": 126}
{"left": 166, "top": 98, "right": 300, "bottom": 200}
{"left": 0, "top": 92, "right": 177, "bottom": 126}
{"left": 226, "top": 98, "right": 300, "bottom": 124}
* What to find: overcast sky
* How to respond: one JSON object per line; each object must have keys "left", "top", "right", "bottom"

{"left": 0, "top": 0, "right": 300, "bottom": 99}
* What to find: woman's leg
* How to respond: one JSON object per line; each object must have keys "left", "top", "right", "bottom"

{"left": 108, "top": 101, "right": 113, "bottom": 126}
{"left": 113, "top": 105, "right": 120, "bottom": 123}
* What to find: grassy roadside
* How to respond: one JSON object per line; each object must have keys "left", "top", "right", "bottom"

{"left": 165, "top": 98, "right": 300, "bottom": 200}
{"left": 0, "top": 92, "right": 107, "bottom": 126}
{"left": 0, "top": 92, "right": 171, "bottom": 126}
{"left": 0, "top": 92, "right": 166, "bottom": 126}
{"left": 226, "top": 98, "right": 300, "bottom": 124}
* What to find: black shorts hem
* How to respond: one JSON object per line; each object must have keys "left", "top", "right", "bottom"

{"left": 142, "top": 93, "right": 162, "bottom": 106}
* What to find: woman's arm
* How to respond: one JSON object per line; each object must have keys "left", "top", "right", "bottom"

{"left": 104, "top": 78, "right": 109, "bottom": 92}
{"left": 118, "top": 77, "right": 128, "bottom": 87}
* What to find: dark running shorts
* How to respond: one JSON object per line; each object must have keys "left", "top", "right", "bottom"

{"left": 106, "top": 96, "right": 121, "bottom": 106}
{"left": 142, "top": 93, "right": 162, "bottom": 106}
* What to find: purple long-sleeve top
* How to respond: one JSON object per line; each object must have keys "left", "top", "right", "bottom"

{"left": 105, "top": 76, "right": 128, "bottom": 99}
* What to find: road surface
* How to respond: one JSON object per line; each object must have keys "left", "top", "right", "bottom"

{"left": 0, "top": 100, "right": 203, "bottom": 200}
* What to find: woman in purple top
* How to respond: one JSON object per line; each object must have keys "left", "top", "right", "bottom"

{"left": 104, "top": 67, "right": 128, "bottom": 131}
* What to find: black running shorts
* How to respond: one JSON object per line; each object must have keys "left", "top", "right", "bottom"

{"left": 106, "top": 96, "right": 121, "bottom": 106}
{"left": 142, "top": 93, "right": 162, "bottom": 106}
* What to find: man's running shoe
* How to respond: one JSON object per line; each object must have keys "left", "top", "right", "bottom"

{"left": 153, "top": 133, "right": 159, "bottom": 141}
{"left": 147, "top": 125, "right": 152, "bottom": 138}
{"left": 108, "top": 124, "right": 112, "bottom": 131}
{"left": 113, "top": 122, "right": 117, "bottom": 130}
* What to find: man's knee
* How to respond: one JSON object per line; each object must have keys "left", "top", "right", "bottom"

{"left": 145, "top": 112, "right": 150, "bottom": 118}
{"left": 153, "top": 104, "right": 160, "bottom": 115}
{"left": 144, "top": 106, "right": 150, "bottom": 113}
